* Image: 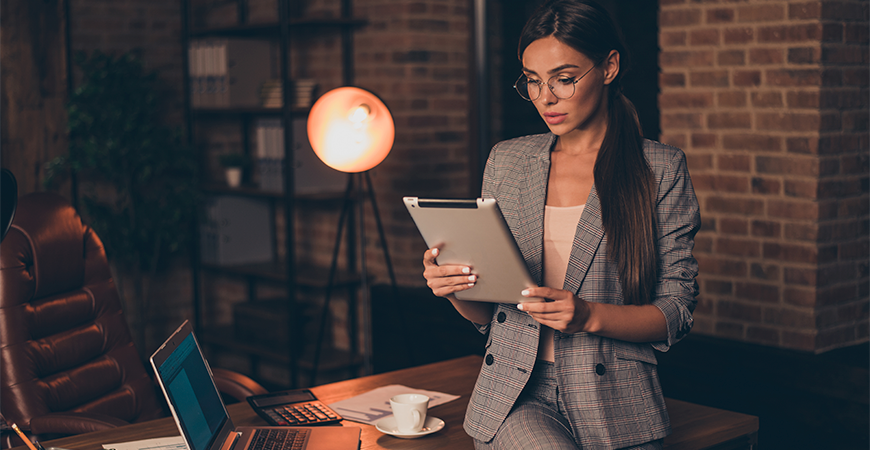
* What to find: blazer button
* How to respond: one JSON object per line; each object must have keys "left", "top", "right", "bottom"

{"left": 497, "top": 312, "right": 506, "bottom": 323}
{"left": 485, "top": 354, "right": 494, "bottom": 365}
{"left": 595, "top": 363, "right": 606, "bottom": 376}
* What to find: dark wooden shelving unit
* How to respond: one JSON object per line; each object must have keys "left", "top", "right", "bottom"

{"left": 201, "top": 263, "right": 361, "bottom": 288}
{"left": 199, "top": 326, "right": 363, "bottom": 371}
{"left": 200, "top": 183, "right": 347, "bottom": 201}
{"left": 189, "top": 18, "right": 367, "bottom": 38}
{"left": 182, "top": 0, "right": 366, "bottom": 389}
{"left": 192, "top": 106, "right": 308, "bottom": 117}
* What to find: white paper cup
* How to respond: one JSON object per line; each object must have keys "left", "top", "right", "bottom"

{"left": 389, "top": 393, "right": 429, "bottom": 433}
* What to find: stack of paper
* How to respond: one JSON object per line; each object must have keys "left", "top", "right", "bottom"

{"left": 103, "top": 436, "right": 187, "bottom": 450}
{"left": 327, "top": 384, "right": 459, "bottom": 425}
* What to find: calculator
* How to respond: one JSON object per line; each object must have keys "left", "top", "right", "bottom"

{"left": 247, "top": 389, "right": 342, "bottom": 426}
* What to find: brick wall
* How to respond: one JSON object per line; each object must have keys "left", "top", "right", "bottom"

{"left": 659, "top": 0, "right": 869, "bottom": 352}
{"left": 1, "top": 1, "right": 69, "bottom": 196}
{"left": 70, "top": 0, "right": 185, "bottom": 118}
{"left": 354, "top": 0, "right": 474, "bottom": 286}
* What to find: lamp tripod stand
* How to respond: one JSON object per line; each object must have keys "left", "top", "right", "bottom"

{"left": 309, "top": 171, "right": 397, "bottom": 385}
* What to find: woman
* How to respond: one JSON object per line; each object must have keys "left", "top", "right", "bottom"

{"left": 422, "top": 1, "right": 700, "bottom": 449}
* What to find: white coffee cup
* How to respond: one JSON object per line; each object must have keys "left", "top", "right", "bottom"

{"left": 389, "top": 393, "right": 430, "bottom": 433}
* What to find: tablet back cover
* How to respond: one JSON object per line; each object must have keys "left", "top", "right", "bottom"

{"left": 403, "top": 197, "right": 539, "bottom": 303}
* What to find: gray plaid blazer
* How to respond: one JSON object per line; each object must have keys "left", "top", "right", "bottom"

{"left": 463, "top": 133, "right": 700, "bottom": 449}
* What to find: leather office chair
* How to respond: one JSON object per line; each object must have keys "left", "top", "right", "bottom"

{"left": 0, "top": 192, "right": 267, "bottom": 448}
{"left": 1, "top": 168, "right": 17, "bottom": 242}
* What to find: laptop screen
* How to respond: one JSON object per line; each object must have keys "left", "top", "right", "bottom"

{"left": 156, "top": 332, "right": 228, "bottom": 450}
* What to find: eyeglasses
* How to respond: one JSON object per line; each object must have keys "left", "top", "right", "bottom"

{"left": 513, "top": 63, "right": 598, "bottom": 102}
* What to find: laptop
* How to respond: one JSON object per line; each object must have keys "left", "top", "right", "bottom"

{"left": 150, "top": 321, "right": 360, "bottom": 450}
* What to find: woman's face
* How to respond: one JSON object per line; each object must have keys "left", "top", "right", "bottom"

{"left": 520, "top": 36, "right": 616, "bottom": 137}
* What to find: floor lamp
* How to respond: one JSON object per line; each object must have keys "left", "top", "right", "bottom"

{"left": 306, "top": 87, "right": 397, "bottom": 385}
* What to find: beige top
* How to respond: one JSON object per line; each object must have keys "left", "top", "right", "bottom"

{"left": 538, "top": 204, "right": 585, "bottom": 362}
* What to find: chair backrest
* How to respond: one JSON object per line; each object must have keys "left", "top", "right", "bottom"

{"left": 1, "top": 168, "right": 17, "bottom": 242}
{"left": 0, "top": 192, "right": 165, "bottom": 429}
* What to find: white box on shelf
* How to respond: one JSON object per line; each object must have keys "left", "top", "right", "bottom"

{"left": 200, "top": 195, "right": 274, "bottom": 266}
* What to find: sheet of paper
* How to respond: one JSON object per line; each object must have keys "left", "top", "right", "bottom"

{"left": 102, "top": 436, "right": 187, "bottom": 450}
{"left": 327, "top": 384, "right": 459, "bottom": 425}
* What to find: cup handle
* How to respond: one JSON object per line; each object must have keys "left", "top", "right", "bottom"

{"left": 412, "top": 410, "right": 422, "bottom": 428}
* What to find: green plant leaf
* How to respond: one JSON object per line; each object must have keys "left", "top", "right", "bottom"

{"left": 53, "top": 50, "right": 201, "bottom": 274}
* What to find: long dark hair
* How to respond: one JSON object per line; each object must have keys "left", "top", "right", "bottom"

{"left": 519, "top": 0, "right": 657, "bottom": 305}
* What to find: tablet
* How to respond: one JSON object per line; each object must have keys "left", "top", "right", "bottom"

{"left": 403, "top": 197, "right": 541, "bottom": 304}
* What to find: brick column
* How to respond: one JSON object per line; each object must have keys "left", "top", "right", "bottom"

{"left": 659, "top": 0, "right": 868, "bottom": 352}
{"left": 354, "top": 0, "right": 473, "bottom": 286}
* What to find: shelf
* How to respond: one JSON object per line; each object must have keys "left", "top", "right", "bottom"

{"left": 192, "top": 106, "right": 309, "bottom": 117}
{"left": 201, "top": 261, "right": 362, "bottom": 288}
{"left": 185, "top": 0, "right": 365, "bottom": 389}
{"left": 200, "top": 325, "right": 363, "bottom": 372}
{"left": 190, "top": 18, "right": 367, "bottom": 38}
{"left": 201, "top": 183, "right": 346, "bottom": 202}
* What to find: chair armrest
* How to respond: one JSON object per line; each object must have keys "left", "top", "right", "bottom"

{"left": 211, "top": 368, "right": 269, "bottom": 403}
{"left": 29, "top": 412, "right": 130, "bottom": 436}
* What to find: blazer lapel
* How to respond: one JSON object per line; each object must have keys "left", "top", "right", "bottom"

{"left": 562, "top": 183, "right": 605, "bottom": 294}
{"left": 515, "top": 144, "right": 550, "bottom": 286}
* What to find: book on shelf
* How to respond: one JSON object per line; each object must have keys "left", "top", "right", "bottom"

{"left": 188, "top": 38, "right": 272, "bottom": 108}
{"left": 259, "top": 80, "right": 283, "bottom": 108}
{"left": 258, "top": 79, "right": 318, "bottom": 109}
{"left": 254, "top": 118, "right": 347, "bottom": 195}
{"left": 255, "top": 118, "right": 284, "bottom": 192}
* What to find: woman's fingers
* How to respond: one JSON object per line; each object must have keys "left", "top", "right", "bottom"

{"left": 423, "top": 247, "right": 476, "bottom": 297}
{"left": 422, "top": 247, "right": 439, "bottom": 267}
{"left": 427, "top": 272, "right": 477, "bottom": 297}
{"left": 517, "top": 287, "right": 590, "bottom": 334}
{"left": 518, "top": 287, "right": 572, "bottom": 311}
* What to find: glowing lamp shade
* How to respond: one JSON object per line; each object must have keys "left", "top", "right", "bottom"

{"left": 307, "top": 87, "right": 395, "bottom": 173}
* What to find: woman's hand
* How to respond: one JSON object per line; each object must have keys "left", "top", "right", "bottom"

{"left": 423, "top": 247, "right": 493, "bottom": 325}
{"left": 518, "top": 286, "right": 592, "bottom": 334}
{"left": 422, "top": 247, "right": 477, "bottom": 299}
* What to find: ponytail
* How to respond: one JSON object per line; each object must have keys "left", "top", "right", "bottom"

{"left": 594, "top": 89, "right": 657, "bottom": 305}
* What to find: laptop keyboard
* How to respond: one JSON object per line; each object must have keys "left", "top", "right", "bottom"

{"left": 250, "top": 429, "right": 310, "bottom": 450}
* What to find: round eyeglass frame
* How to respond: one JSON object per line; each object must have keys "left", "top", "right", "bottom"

{"left": 513, "top": 63, "right": 599, "bottom": 102}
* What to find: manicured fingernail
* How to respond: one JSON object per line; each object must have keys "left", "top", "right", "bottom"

{"left": 468, "top": 275, "right": 476, "bottom": 282}
{"left": 468, "top": 283, "right": 475, "bottom": 287}
{"left": 432, "top": 248, "right": 439, "bottom": 256}
{"left": 462, "top": 266, "right": 470, "bottom": 274}
{"left": 521, "top": 289, "right": 530, "bottom": 296}
{"left": 517, "top": 303, "right": 524, "bottom": 310}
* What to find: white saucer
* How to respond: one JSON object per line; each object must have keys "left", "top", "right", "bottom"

{"left": 375, "top": 415, "right": 445, "bottom": 438}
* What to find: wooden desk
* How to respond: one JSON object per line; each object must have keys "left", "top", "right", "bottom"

{"left": 19, "top": 355, "right": 757, "bottom": 450}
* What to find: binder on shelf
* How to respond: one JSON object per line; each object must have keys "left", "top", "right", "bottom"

{"left": 189, "top": 40, "right": 201, "bottom": 108}
{"left": 200, "top": 195, "right": 274, "bottom": 266}
{"left": 188, "top": 38, "right": 272, "bottom": 108}
{"left": 255, "top": 118, "right": 283, "bottom": 192}
{"left": 254, "top": 118, "right": 346, "bottom": 195}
